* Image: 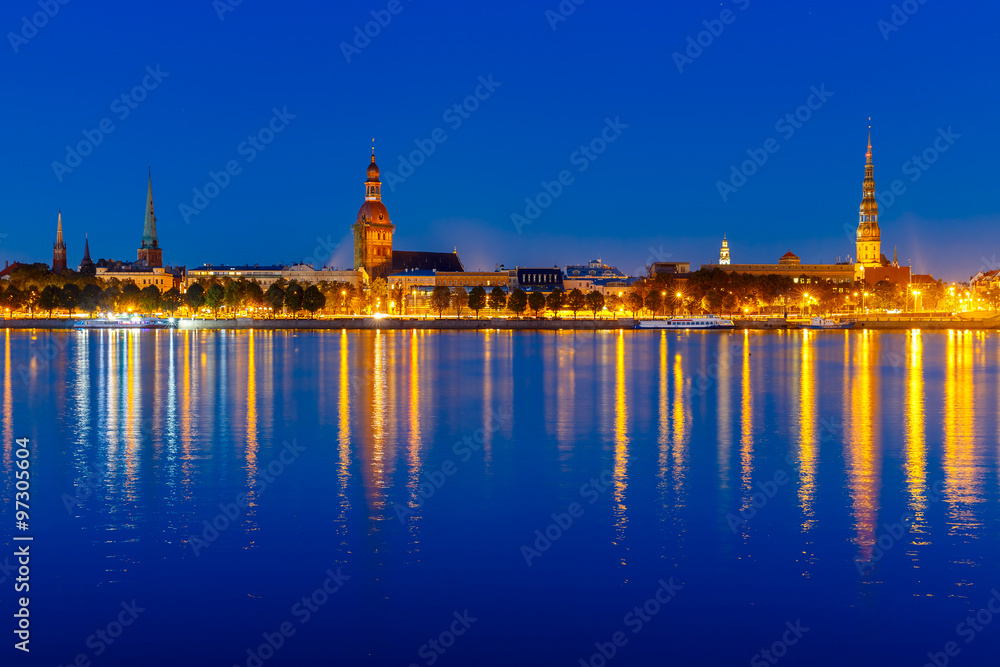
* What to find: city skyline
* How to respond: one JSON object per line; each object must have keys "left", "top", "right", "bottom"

{"left": 3, "top": 2, "right": 997, "bottom": 282}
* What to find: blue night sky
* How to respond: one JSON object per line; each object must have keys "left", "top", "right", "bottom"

{"left": 2, "top": 0, "right": 997, "bottom": 282}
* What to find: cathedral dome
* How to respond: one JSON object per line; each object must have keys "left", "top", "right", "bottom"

{"left": 357, "top": 200, "right": 390, "bottom": 225}
{"left": 366, "top": 156, "right": 380, "bottom": 182}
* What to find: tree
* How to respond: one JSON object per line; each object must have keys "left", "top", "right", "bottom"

{"left": 205, "top": 283, "right": 225, "bottom": 318}
{"left": 705, "top": 290, "right": 723, "bottom": 314}
{"left": 606, "top": 293, "right": 623, "bottom": 314}
{"left": 626, "top": 291, "right": 644, "bottom": 317}
{"left": 468, "top": 286, "right": 487, "bottom": 319}
{"left": 224, "top": 280, "right": 246, "bottom": 313}
{"left": 451, "top": 287, "right": 469, "bottom": 317}
{"left": 369, "top": 277, "right": 388, "bottom": 313}
{"left": 39, "top": 285, "right": 61, "bottom": 317}
{"left": 302, "top": 285, "right": 326, "bottom": 317}
{"left": 528, "top": 291, "right": 546, "bottom": 318}
{"left": 263, "top": 284, "right": 284, "bottom": 317}
{"left": 139, "top": 285, "right": 161, "bottom": 313}
{"left": 565, "top": 288, "right": 586, "bottom": 319}
{"left": 185, "top": 283, "right": 206, "bottom": 315}
{"left": 488, "top": 286, "right": 507, "bottom": 314}
{"left": 244, "top": 282, "right": 264, "bottom": 311}
{"left": 100, "top": 285, "right": 121, "bottom": 313}
{"left": 644, "top": 290, "right": 663, "bottom": 317}
{"left": 1, "top": 285, "right": 23, "bottom": 314}
{"left": 546, "top": 288, "right": 564, "bottom": 317}
{"left": 430, "top": 286, "right": 451, "bottom": 318}
{"left": 721, "top": 292, "right": 737, "bottom": 317}
{"left": 339, "top": 284, "right": 357, "bottom": 314}
{"left": 585, "top": 290, "right": 604, "bottom": 319}
{"left": 284, "top": 283, "right": 304, "bottom": 317}
{"left": 507, "top": 288, "right": 528, "bottom": 318}
{"left": 390, "top": 284, "right": 405, "bottom": 315}
{"left": 162, "top": 287, "right": 182, "bottom": 315}
{"left": 120, "top": 283, "right": 142, "bottom": 312}
{"left": 79, "top": 283, "right": 103, "bottom": 315}
{"left": 59, "top": 284, "right": 81, "bottom": 314}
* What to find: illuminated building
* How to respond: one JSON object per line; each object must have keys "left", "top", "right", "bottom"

{"left": 137, "top": 171, "right": 163, "bottom": 268}
{"left": 704, "top": 250, "right": 855, "bottom": 284}
{"left": 719, "top": 235, "right": 730, "bottom": 265}
{"left": 52, "top": 210, "right": 67, "bottom": 273}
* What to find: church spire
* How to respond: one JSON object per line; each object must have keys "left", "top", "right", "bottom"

{"left": 141, "top": 169, "right": 158, "bottom": 249}
{"left": 52, "top": 210, "right": 67, "bottom": 273}
{"left": 83, "top": 233, "right": 91, "bottom": 262}
{"left": 855, "top": 121, "right": 881, "bottom": 270}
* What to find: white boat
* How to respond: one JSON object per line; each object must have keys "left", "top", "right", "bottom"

{"left": 74, "top": 315, "right": 176, "bottom": 330}
{"left": 801, "top": 316, "right": 854, "bottom": 330}
{"left": 635, "top": 315, "right": 735, "bottom": 330}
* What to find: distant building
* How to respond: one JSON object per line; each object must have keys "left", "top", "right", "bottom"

{"left": 78, "top": 234, "right": 95, "bottom": 275}
{"left": 185, "top": 264, "right": 366, "bottom": 290}
{"left": 392, "top": 250, "right": 464, "bottom": 273}
{"left": 516, "top": 268, "right": 564, "bottom": 292}
{"left": 704, "top": 250, "right": 854, "bottom": 284}
{"left": 52, "top": 211, "right": 67, "bottom": 273}
{"left": 719, "top": 235, "right": 730, "bottom": 265}
{"left": 564, "top": 259, "right": 626, "bottom": 279}
{"left": 650, "top": 262, "right": 691, "bottom": 276}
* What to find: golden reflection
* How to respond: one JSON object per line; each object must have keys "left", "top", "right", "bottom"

{"left": 739, "top": 330, "right": 753, "bottom": 525}
{"left": 180, "top": 331, "right": 193, "bottom": 496}
{"left": 245, "top": 331, "right": 259, "bottom": 513}
{"left": 798, "top": 331, "right": 818, "bottom": 531}
{"left": 3, "top": 330, "right": 12, "bottom": 467}
{"left": 717, "top": 334, "right": 732, "bottom": 490}
{"left": 904, "top": 330, "right": 927, "bottom": 535}
{"left": 125, "top": 332, "right": 142, "bottom": 503}
{"left": 482, "top": 330, "right": 493, "bottom": 470}
{"left": 405, "top": 331, "right": 422, "bottom": 553}
{"left": 612, "top": 331, "right": 628, "bottom": 564}
{"left": 943, "top": 330, "right": 980, "bottom": 538}
{"left": 657, "top": 333, "right": 669, "bottom": 490}
{"left": 671, "top": 352, "right": 687, "bottom": 496}
{"left": 845, "top": 330, "right": 880, "bottom": 567}
{"left": 337, "top": 330, "right": 352, "bottom": 542}
{"left": 369, "top": 330, "right": 389, "bottom": 516}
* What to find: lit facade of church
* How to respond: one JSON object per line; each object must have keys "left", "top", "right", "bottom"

{"left": 855, "top": 131, "right": 882, "bottom": 277}
{"left": 352, "top": 152, "right": 395, "bottom": 279}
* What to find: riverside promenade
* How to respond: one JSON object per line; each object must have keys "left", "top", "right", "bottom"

{"left": 4, "top": 315, "right": 1000, "bottom": 331}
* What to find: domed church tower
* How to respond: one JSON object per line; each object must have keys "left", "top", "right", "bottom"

{"left": 353, "top": 149, "right": 395, "bottom": 279}
{"left": 856, "top": 129, "right": 881, "bottom": 270}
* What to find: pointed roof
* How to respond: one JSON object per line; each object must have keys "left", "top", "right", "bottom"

{"left": 82, "top": 234, "right": 91, "bottom": 262}
{"left": 55, "top": 210, "right": 65, "bottom": 247}
{"left": 866, "top": 120, "right": 873, "bottom": 164}
{"left": 141, "top": 170, "right": 158, "bottom": 249}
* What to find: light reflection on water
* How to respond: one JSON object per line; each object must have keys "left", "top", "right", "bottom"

{"left": 2, "top": 328, "right": 1000, "bottom": 665}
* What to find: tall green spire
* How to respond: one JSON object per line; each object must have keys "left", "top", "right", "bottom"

{"left": 141, "top": 170, "right": 158, "bottom": 249}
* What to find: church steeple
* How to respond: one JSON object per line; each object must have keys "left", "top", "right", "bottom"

{"left": 79, "top": 233, "right": 95, "bottom": 275}
{"left": 137, "top": 170, "right": 164, "bottom": 268}
{"left": 856, "top": 121, "right": 882, "bottom": 271}
{"left": 52, "top": 209, "right": 67, "bottom": 273}
{"left": 719, "top": 234, "right": 731, "bottom": 265}
{"left": 141, "top": 170, "right": 158, "bottom": 249}
{"left": 365, "top": 143, "right": 381, "bottom": 202}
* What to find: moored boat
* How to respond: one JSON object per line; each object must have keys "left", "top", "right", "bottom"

{"left": 801, "top": 316, "right": 854, "bottom": 330}
{"left": 74, "top": 315, "right": 176, "bottom": 330}
{"left": 635, "top": 315, "right": 735, "bottom": 330}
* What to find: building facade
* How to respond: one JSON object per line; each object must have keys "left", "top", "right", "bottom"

{"left": 719, "top": 236, "right": 730, "bottom": 265}
{"left": 704, "top": 250, "right": 855, "bottom": 284}
{"left": 186, "top": 264, "right": 366, "bottom": 290}
{"left": 353, "top": 153, "right": 395, "bottom": 279}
